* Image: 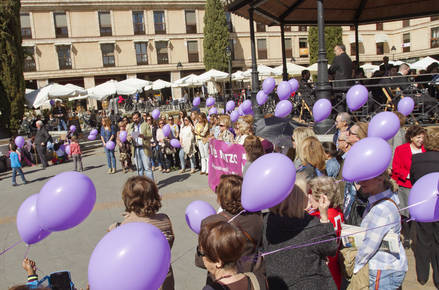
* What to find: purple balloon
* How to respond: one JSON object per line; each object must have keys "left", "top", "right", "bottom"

{"left": 88, "top": 222, "right": 171, "bottom": 290}
{"left": 238, "top": 106, "right": 245, "bottom": 116}
{"left": 207, "top": 115, "right": 211, "bottom": 122}
{"left": 49, "top": 99, "right": 55, "bottom": 106}
{"left": 408, "top": 173, "right": 439, "bottom": 222}
{"left": 90, "top": 129, "right": 98, "bottom": 136}
{"left": 226, "top": 100, "right": 235, "bottom": 112}
{"left": 230, "top": 110, "right": 239, "bottom": 122}
{"left": 69, "top": 125, "right": 76, "bottom": 132}
{"left": 313, "top": 99, "right": 332, "bottom": 122}
{"left": 262, "top": 77, "right": 276, "bottom": 95}
{"left": 17, "top": 194, "right": 51, "bottom": 245}
{"left": 346, "top": 84, "right": 369, "bottom": 111}
{"left": 242, "top": 153, "right": 296, "bottom": 212}
{"left": 206, "top": 97, "right": 215, "bottom": 107}
{"left": 119, "top": 130, "right": 127, "bottom": 142}
{"left": 185, "top": 200, "right": 216, "bottom": 234}
{"left": 162, "top": 124, "right": 171, "bottom": 137}
{"left": 208, "top": 107, "right": 218, "bottom": 115}
{"left": 288, "top": 78, "right": 299, "bottom": 92}
{"left": 170, "top": 139, "right": 181, "bottom": 148}
{"left": 277, "top": 81, "right": 292, "bottom": 101}
{"left": 342, "top": 137, "right": 391, "bottom": 182}
{"left": 65, "top": 144, "right": 71, "bottom": 155}
{"left": 105, "top": 140, "right": 115, "bottom": 150}
{"left": 37, "top": 171, "right": 96, "bottom": 231}
{"left": 88, "top": 134, "right": 97, "bottom": 141}
{"left": 15, "top": 136, "right": 25, "bottom": 148}
{"left": 275, "top": 100, "right": 293, "bottom": 118}
{"left": 152, "top": 109, "right": 160, "bottom": 120}
{"left": 368, "top": 112, "right": 400, "bottom": 141}
{"left": 241, "top": 100, "right": 252, "bottom": 114}
{"left": 193, "top": 97, "right": 201, "bottom": 107}
{"left": 397, "top": 97, "right": 415, "bottom": 116}
{"left": 256, "top": 90, "right": 268, "bottom": 105}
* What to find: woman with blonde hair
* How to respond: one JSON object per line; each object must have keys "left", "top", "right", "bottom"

{"left": 217, "top": 115, "right": 234, "bottom": 143}
{"left": 292, "top": 127, "right": 316, "bottom": 169}
{"left": 195, "top": 113, "right": 210, "bottom": 175}
{"left": 297, "top": 136, "right": 327, "bottom": 179}
{"left": 100, "top": 117, "right": 117, "bottom": 174}
{"left": 235, "top": 117, "right": 253, "bottom": 145}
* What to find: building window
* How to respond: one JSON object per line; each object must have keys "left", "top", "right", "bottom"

{"left": 285, "top": 38, "right": 292, "bottom": 58}
{"left": 402, "top": 19, "right": 410, "bottom": 28}
{"left": 299, "top": 38, "right": 308, "bottom": 57}
{"left": 20, "top": 13, "right": 32, "bottom": 39}
{"left": 23, "top": 46, "right": 36, "bottom": 72}
{"left": 432, "top": 27, "right": 439, "bottom": 48}
{"left": 185, "top": 10, "right": 197, "bottom": 34}
{"left": 154, "top": 11, "right": 166, "bottom": 34}
{"left": 101, "top": 43, "right": 115, "bottom": 67}
{"left": 376, "top": 22, "right": 383, "bottom": 31}
{"left": 257, "top": 39, "right": 267, "bottom": 59}
{"left": 432, "top": 16, "right": 439, "bottom": 21}
{"left": 135, "top": 42, "right": 148, "bottom": 65}
{"left": 156, "top": 41, "right": 168, "bottom": 64}
{"left": 376, "top": 42, "right": 384, "bottom": 55}
{"left": 284, "top": 25, "right": 291, "bottom": 32}
{"left": 225, "top": 12, "right": 233, "bottom": 32}
{"left": 98, "top": 11, "right": 112, "bottom": 36}
{"left": 229, "top": 39, "right": 235, "bottom": 60}
{"left": 256, "top": 23, "right": 266, "bottom": 32}
{"left": 350, "top": 43, "right": 357, "bottom": 56}
{"left": 298, "top": 25, "right": 307, "bottom": 32}
{"left": 132, "top": 11, "right": 145, "bottom": 35}
{"left": 56, "top": 45, "right": 72, "bottom": 70}
{"left": 54, "top": 12, "right": 68, "bottom": 38}
{"left": 350, "top": 25, "right": 355, "bottom": 31}
{"left": 187, "top": 41, "right": 199, "bottom": 63}
{"left": 403, "top": 33, "right": 410, "bottom": 52}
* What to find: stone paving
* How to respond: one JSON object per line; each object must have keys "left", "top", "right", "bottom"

{"left": 0, "top": 143, "right": 435, "bottom": 289}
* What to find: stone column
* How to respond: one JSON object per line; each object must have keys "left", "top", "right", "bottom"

{"left": 171, "top": 70, "right": 182, "bottom": 100}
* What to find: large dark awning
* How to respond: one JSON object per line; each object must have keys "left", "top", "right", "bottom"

{"left": 226, "top": 0, "right": 439, "bottom": 25}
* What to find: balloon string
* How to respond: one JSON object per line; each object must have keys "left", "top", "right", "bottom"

{"left": 0, "top": 240, "right": 22, "bottom": 256}
{"left": 228, "top": 209, "right": 246, "bottom": 223}
{"left": 24, "top": 244, "right": 31, "bottom": 259}
{"left": 399, "top": 191, "right": 438, "bottom": 212}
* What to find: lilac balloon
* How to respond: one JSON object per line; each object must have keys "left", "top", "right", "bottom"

{"left": 342, "top": 137, "right": 392, "bottom": 182}
{"left": 408, "top": 173, "right": 439, "bottom": 222}
{"left": 288, "top": 78, "right": 299, "bottom": 92}
{"left": 206, "top": 97, "right": 215, "bottom": 107}
{"left": 241, "top": 100, "right": 252, "bottom": 114}
{"left": 275, "top": 100, "right": 293, "bottom": 118}
{"left": 256, "top": 90, "right": 268, "bottom": 105}
{"left": 368, "top": 112, "right": 400, "bottom": 141}
{"left": 346, "top": 84, "right": 369, "bottom": 111}
{"left": 238, "top": 106, "right": 245, "bottom": 116}
{"left": 207, "top": 115, "right": 211, "bottom": 122}
{"left": 226, "top": 100, "right": 235, "bottom": 112}
{"left": 119, "top": 130, "right": 127, "bottom": 142}
{"left": 170, "top": 139, "right": 181, "bottom": 148}
{"left": 88, "top": 222, "right": 171, "bottom": 290}
{"left": 397, "top": 97, "right": 415, "bottom": 116}
{"left": 88, "top": 134, "right": 97, "bottom": 141}
{"left": 65, "top": 144, "right": 71, "bottom": 155}
{"left": 208, "top": 107, "right": 218, "bottom": 115}
{"left": 37, "top": 171, "right": 96, "bottom": 231}
{"left": 15, "top": 136, "right": 25, "bottom": 148}
{"left": 151, "top": 109, "right": 160, "bottom": 120}
{"left": 193, "top": 96, "right": 201, "bottom": 107}
{"left": 185, "top": 200, "right": 216, "bottom": 234}
{"left": 105, "top": 141, "right": 115, "bottom": 150}
{"left": 162, "top": 124, "right": 171, "bottom": 137}
{"left": 90, "top": 129, "right": 98, "bottom": 136}
{"left": 49, "top": 99, "right": 55, "bottom": 106}
{"left": 69, "top": 125, "right": 76, "bottom": 132}
{"left": 313, "top": 99, "right": 332, "bottom": 123}
{"left": 17, "top": 194, "right": 51, "bottom": 245}
{"left": 277, "top": 81, "right": 292, "bottom": 101}
{"left": 242, "top": 153, "right": 296, "bottom": 212}
{"left": 230, "top": 110, "right": 239, "bottom": 122}
{"left": 262, "top": 77, "right": 276, "bottom": 95}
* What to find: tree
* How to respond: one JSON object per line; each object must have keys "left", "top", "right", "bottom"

{"left": 0, "top": 0, "right": 25, "bottom": 133}
{"left": 203, "top": 0, "right": 230, "bottom": 72}
{"left": 308, "top": 26, "right": 343, "bottom": 65}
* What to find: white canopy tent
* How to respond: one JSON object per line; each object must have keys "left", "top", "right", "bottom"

{"left": 145, "top": 79, "right": 172, "bottom": 91}
{"left": 409, "top": 56, "right": 439, "bottom": 70}
{"left": 273, "top": 63, "right": 308, "bottom": 76}
{"left": 68, "top": 95, "right": 89, "bottom": 101}
{"left": 307, "top": 63, "right": 330, "bottom": 72}
{"left": 243, "top": 64, "right": 279, "bottom": 78}
{"left": 118, "top": 78, "right": 151, "bottom": 92}
{"left": 88, "top": 80, "right": 138, "bottom": 101}
{"left": 196, "top": 69, "right": 229, "bottom": 83}
{"left": 172, "top": 74, "right": 201, "bottom": 88}
{"left": 361, "top": 63, "right": 380, "bottom": 74}
{"left": 64, "top": 83, "right": 87, "bottom": 95}
{"left": 231, "top": 70, "right": 248, "bottom": 81}
{"left": 28, "top": 83, "right": 79, "bottom": 108}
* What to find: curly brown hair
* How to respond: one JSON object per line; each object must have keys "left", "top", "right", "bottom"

{"left": 215, "top": 175, "right": 243, "bottom": 214}
{"left": 425, "top": 127, "right": 439, "bottom": 151}
{"left": 309, "top": 176, "right": 343, "bottom": 209}
{"left": 405, "top": 125, "right": 427, "bottom": 143}
{"left": 122, "top": 176, "right": 161, "bottom": 217}
{"left": 243, "top": 135, "right": 264, "bottom": 162}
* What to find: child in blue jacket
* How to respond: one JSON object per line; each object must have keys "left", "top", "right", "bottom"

{"left": 10, "top": 144, "right": 28, "bottom": 186}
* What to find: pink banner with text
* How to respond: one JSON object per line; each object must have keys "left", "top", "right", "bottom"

{"left": 208, "top": 139, "right": 246, "bottom": 191}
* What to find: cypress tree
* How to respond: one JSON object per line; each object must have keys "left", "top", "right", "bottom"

{"left": 308, "top": 26, "right": 343, "bottom": 65}
{"left": 203, "top": 0, "right": 229, "bottom": 72}
{"left": 0, "top": 0, "right": 25, "bottom": 133}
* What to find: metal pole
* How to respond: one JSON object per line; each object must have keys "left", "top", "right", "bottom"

{"left": 355, "top": 23, "right": 360, "bottom": 64}
{"left": 228, "top": 57, "right": 232, "bottom": 108}
{"left": 248, "top": 7, "right": 262, "bottom": 118}
{"left": 280, "top": 22, "right": 288, "bottom": 81}
{"left": 316, "top": 0, "right": 331, "bottom": 100}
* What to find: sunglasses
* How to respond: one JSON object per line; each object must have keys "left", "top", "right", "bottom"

{"left": 219, "top": 124, "right": 225, "bottom": 127}
{"left": 196, "top": 246, "right": 205, "bottom": 257}
{"left": 147, "top": 118, "right": 152, "bottom": 121}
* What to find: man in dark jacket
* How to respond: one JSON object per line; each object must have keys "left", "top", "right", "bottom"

{"left": 329, "top": 44, "right": 353, "bottom": 89}
{"left": 52, "top": 101, "right": 67, "bottom": 131}
{"left": 34, "top": 120, "right": 50, "bottom": 169}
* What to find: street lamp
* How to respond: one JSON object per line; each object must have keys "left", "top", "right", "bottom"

{"left": 226, "top": 46, "right": 232, "bottom": 109}
{"left": 176, "top": 62, "right": 183, "bottom": 71}
{"left": 391, "top": 46, "right": 396, "bottom": 61}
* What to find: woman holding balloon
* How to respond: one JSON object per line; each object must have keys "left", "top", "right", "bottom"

{"left": 116, "top": 121, "right": 132, "bottom": 173}
{"left": 100, "top": 117, "right": 117, "bottom": 174}
{"left": 179, "top": 116, "right": 197, "bottom": 174}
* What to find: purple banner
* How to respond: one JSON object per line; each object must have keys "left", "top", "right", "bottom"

{"left": 208, "top": 139, "right": 246, "bottom": 191}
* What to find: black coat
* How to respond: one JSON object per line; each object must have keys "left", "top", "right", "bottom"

{"left": 34, "top": 126, "right": 51, "bottom": 145}
{"left": 410, "top": 151, "right": 439, "bottom": 185}
{"left": 329, "top": 53, "right": 353, "bottom": 88}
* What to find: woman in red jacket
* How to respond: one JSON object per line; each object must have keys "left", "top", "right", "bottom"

{"left": 391, "top": 125, "right": 426, "bottom": 246}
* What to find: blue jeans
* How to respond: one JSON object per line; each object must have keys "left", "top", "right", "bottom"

{"left": 104, "top": 148, "right": 116, "bottom": 169}
{"left": 12, "top": 167, "right": 26, "bottom": 184}
{"left": 151, "top": 145, "right": 162, "bottom": 168}
{"left": 57, "top": 119, "right": 67, "bottom": 131}
{"left": 134, "top": 147, "right": 154, "bottom": 181}
{"left": 179, "top": 148, "right": 195, "bottom": 170}
{"left": 369, "top": 269, "right": 406, "bottom": 290}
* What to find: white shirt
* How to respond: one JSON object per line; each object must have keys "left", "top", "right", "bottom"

{"left": 133, "top": 123, "right": 143, "bottom": 147}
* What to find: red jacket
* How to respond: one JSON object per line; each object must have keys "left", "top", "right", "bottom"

{"left": 391, "top": 142, "right": 425, "bottom": 188}
{"left": 70, "top": 142, "right": 82, "bottom": 155}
